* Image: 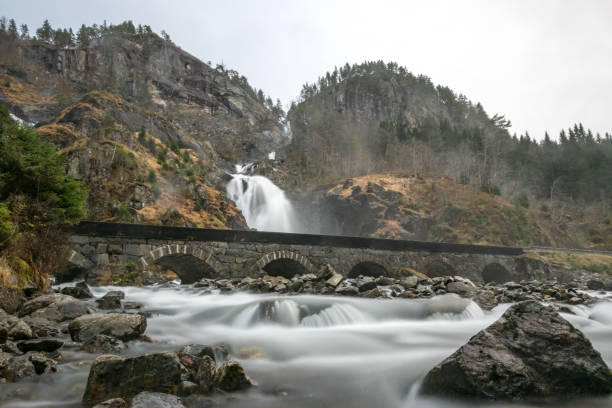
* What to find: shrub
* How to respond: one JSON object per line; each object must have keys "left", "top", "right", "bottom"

{"left": 147, "top": 169, "right": 157, "bottom": 183}
{"left": 480, "top": 184, "right": 501, "bottom": 195}
{"left": 514, "top": 192, "right": 530, "bottom": 209}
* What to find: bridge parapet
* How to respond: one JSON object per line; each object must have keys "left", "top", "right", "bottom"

{"left": 67, "top": 221, "right": 527, "bottom": 285}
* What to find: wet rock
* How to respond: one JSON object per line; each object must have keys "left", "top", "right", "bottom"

{"left": 131, "top": 392, "right": 186, "bottom": 408}
{"left": 359, "top": 287, "right": 381, "bottom": 298}
{"left": 356, "top": 277, "right": 377, "bottom": 292}
{"left": 213, "top": 360, "right": 256, "bottom": 392}
{"left": 61, "top": 281, "right": 94, "bottom": 299}
{"left": 69, "top": 313, "right": 146, "bottom": 342}
{"left": 473, "top": 290, "right": 498, "bottom": 310}
{"left": 317, "top": 264, "right": 335, "bottom": 280}
{"left": 19, "top": 293, "right": 89, "bottom": 322}
{"left": 421, "top": 300, "right": 612, "bottom": 400}
{"left": 195, "top": 355, "right": 216, "bottom": 392}
{"left": 81, "top": 334, "right": 125, "bottom": 354}
{"left": 587, "top": 279, "right": 605, "bottom": 290}
{"left": 17, "top": 338, "right": 63, "bottom": 353}
{"left": 8, "top": 319, "right": 32, "bottom": 340}
{"left": 21, "top": 317, "right": 61, "bottom": 338}
{"left": 446, "top": 281, "right": 477, "bottom": 297}
{"left": 400, "top": 275, "right": 419, "bottom": 289}
{"left": 375, "top": 276, "right": 396, "bottom": 286}
{"left": 178, "top": 344, "right": 228, "bottom": 363}
{"left": 325, "top": 272, "right": 344, "bottom": 288}
{"left": 3, "top": 351, "right": 57, "bottom": 381}
{"left": 92, "top": 398, "right": 128, "bottom": 408}
{"left": 335, "top": 283, "right": 359, "bottom": 296}
{"left": 96, "top": 291, "right": 125, "bottom": 309}
{"left": 28, "top": 352, "right": 58, "bottom": 375}
{"left": 82, "top": 352, "right": 183, "bottom": 406}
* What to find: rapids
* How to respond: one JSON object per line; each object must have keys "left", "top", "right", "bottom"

{"left": 3, "top": 285, "right": 612, "bottom": 408}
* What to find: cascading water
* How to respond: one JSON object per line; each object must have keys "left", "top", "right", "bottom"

{"left": 4, "top": 286, "right": 612, "bottom": 408}
{"left": 227, "top": 164, "right": 299, "bottom": 232}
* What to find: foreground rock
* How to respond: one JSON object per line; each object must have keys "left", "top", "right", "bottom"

{"left": 61, "top": 281, "right": 94, "bottom": 299}
{"left": 96, "top": 291, "right": 125, "bottom": 309}
{"left": 83, "top": 352, "right": 183, "bottom": 406}
{"left": 69, "top": 313, "right": 146, "bottom": 342}
{"left": 421, "top": 300, "right": 612, "bottom": 400}
{"left": 19, "top": 293, "right": 89, "bottom": 322}
{"left": 131, "top": 392, "right": 186, "bottom": 408}
{"left": 82, "top": 347, "right": 253, "bottom": 406}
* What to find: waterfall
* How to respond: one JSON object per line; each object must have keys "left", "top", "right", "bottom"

{"left": 227, "top": 164, "right": 298, "bottom": 233}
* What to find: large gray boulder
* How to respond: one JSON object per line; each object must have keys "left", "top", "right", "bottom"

{"left": 19, "top": 293, "right": 89, "bottom": 322}
{"left": 69, "top": 313, "right": 146, "bottom": 342}
{"left": 421, "top": 300, "right": 612, "bottom": 400}
{"left": 82, "top": 352, "right": 183, "bottom": 407}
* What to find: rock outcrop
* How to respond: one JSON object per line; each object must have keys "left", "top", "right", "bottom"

{"left": 420, "top": 300, "right": 612, "bottom": 400}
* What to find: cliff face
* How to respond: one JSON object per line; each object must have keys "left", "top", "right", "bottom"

{"left": 0, "top": 31, "right": 285, "bottom": 228}
{"left": 0, "top": 31, "right": 285, "bottom": 162}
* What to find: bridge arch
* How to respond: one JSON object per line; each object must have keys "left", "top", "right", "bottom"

{"left": 348, "top": 261, "right": 389, "bottom": 278}
{"left": 482, "top": 262, "right": 512, "bottom": 283}
{"left": 138, "top": 244, "right": 220, "bottom": 284}
{"left": 256, "top": 251, "right": 315, "bottom": 279}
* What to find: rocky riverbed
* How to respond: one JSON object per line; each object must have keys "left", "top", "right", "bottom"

{"left": 1, "top": 272, "right": 612, "bottom": 407}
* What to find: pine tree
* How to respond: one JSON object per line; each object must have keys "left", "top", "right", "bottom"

{"left": 76, "top": 24, "right": 89, "bottom": 47}
{"left": 20, "top": 24, "right": 29, "bottom": 39}
{"left": 0, "top": 17, "right": 6, "bottom": 32}
{"left": 36, "top": 19, "right": 53, "bottom": 43}
{"left": 7, "top": 19, "right": 18, "bottom": 38}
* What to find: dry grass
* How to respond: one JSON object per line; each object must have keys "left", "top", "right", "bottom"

{"left": 525, "top": 250, "right": 612, "bottom": 275}
{"left": 0, "top": 73, "right": 57, "bottom": 106}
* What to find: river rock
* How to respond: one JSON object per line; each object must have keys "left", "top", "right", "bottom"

{"left": 96, "top": 291, "right": 125, "bottom": 309}
{"left": 82, "top": 352, "right": 183, "bottom": 406}
{"left": 19, "top": 293, "right": 89, "bottom": 322}
{"left": 325, "top": 272, "right": 344, "bottom": 288}
{"left": 61, "top": 281, "right": 94, "bottom": 299}
{"left": 213, "top": 360, "right": 256, "bottom": 392}
{"left": 3, "top": 351, "right": 57, "bottom": 381}
{"left": 446, "top": 281, "right": 477, "bottom": 297}
{"left": 421, "top": 300, "right": 612, "bottom": 400}
{"left": 356, "top": 277, "right": 377, "bottom": 292}
{"left": 81, "top": 334, "right": 125, "bottom": 354}
{"left": 92, "top": 398, "right": 128, "bottom": 408}
{"left": 400, "top": 275, "right": 419, "bottom": 289}
{"left": 21, "top": 316, "right": 61, "bottom": 338}
{"left": 17, "top": 337, "right": 63, "bottom": 353}
{"left": 131, "top": 392, "right": 186, "bottom": 408}
{"left": 69, "top": 313, "right": 146, "bottom": 342}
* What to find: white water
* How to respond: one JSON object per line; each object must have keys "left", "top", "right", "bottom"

{"left": 226, "top": 164, "right": 299, "bottom": 232}
{"left": 4, "top": 287, "right": 612, "bottom": 408}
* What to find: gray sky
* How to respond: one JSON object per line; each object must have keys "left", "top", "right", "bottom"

{"left": 4, "top": 0, "right": 612, "bottom": 139}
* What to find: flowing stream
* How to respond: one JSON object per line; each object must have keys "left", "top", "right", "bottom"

{"left": 226, "top": 164, "right": 299, "bottom": 233}
{"left": 4, "top": 286, "right": 612, "bottom": 408}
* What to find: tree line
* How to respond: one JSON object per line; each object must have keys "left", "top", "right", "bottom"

{"left": 288, "top": 60, "right": 612, "bottom": 207}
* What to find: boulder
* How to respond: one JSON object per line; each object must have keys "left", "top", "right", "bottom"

{"left": 213, "top": 360, "right": 256, "bottom": 392}
{"left": 400, "top": 275, "right": 419, "bottom": 289}
{"left": 82, "top": 352, "right": 183, "bottom": 406}
{"left": 22, "top": 316, "right": 61, "bottom": 338}
{"left": 92, "top": 398, "right": 128, "bottom": 408}
{"left": 325, "top": 272, "right": 344, "bottom": 288}
{"left": 69, "top": 313, "right": 146, "bottom": 342}
{"left": 96, "top": 291, "right": 125, "bottom": 309}
{"left": 61, "top": 281, "right": 94, "bottom": 299}
{"left": 356, "top": 277, "right": 377, "bottom": 292}
{"left": 587, "top": 279, "right": 605, "bottom": 290}
{"left": 446, "top": 281, "right": 477, "bottom": 297}
{"left": 421, "top": 300, "right": 612, "bottom": 400}
{"left": 130, "top": 392, "right": 186, "bottom": 408}
{"left": 0, "top": 315, "right": 32, "bottom": 340}
{"left": 81, "top": 334, "right": 125, "bottom": 354}
{"left": 3, "top": 351, "right": 57, "bottom": 381}
{"left": 19, "top": 293, "right": 89, "bottom": 322}
{"left": 17, "top": 337, "right": 63, "bottom": 353}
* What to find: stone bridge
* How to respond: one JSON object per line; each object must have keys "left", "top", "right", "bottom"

{"left": 67, "top": 221, "right": 529, "bottom": 285}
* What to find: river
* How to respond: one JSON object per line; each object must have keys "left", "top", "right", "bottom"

{"left": 3, "top": 284, "right": 612, "bottom": 407}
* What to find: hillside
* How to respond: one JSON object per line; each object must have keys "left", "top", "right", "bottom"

{"left": 317, "top": 173, "right": 572, "bottom": 247}
{"left": 285, "top": 61, "right": 612, "bottom": 249}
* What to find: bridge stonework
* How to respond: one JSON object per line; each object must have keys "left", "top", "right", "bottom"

{"left": 67, "top": 222, "right": 527, "bottom": 285}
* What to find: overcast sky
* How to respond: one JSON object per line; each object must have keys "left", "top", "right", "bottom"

{"left": 4, "top": 0, "right": 612, "bottom": 139}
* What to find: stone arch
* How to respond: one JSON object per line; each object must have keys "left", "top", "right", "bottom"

{"left": 423, "top": 260, "right": 457, "bottom": 278}
{"left": 348, "top": 261, "right": 389, "bottom": 279}
{"left": 256, "top": 251, "right": 315, "bottom": 279}
{"left": 482, "top": 262, "right": 513, "bottom": 283}
{"left": 138, "top": 244, "right": 220, "bottom": 284}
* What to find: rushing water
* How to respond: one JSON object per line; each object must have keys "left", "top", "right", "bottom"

{"left": 226, "top": 164, "right": 298, "bottom": 232}
{"left": 4, "top": 286, "right": 612, "bottom": 408}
